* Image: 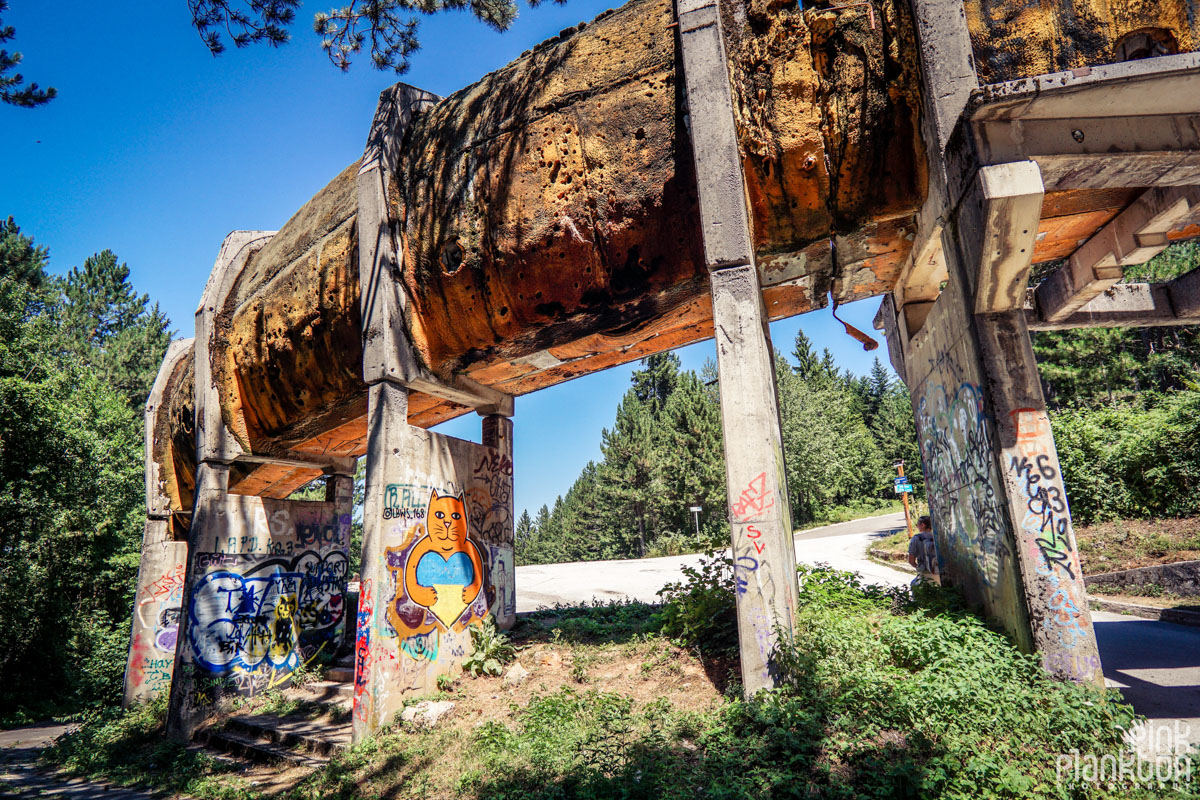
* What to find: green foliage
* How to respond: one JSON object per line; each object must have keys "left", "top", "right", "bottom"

{"left": 0, "top": 2, "right": 56, "bottom": 107}
{"left": 41, "top": 696, "right": 257, "bottom": 798}
{"left": 0, "top": 220, "right": 169, "bottom": 722}
{"left": 519, "top": 346, "right": 920, "bottom": 566}
{"left": 1051, "top": 393, "right": 1200, "bottom": 525}
{"left": 458, "top": 565, "right": 1153, "bottom": 800}
{"left": 190, "top": 0, "right": 548, "bottom": 76}
{"left": 463, "top": 616, "right": 516, "bottom": 676}
{"left": 654, "top": 554, "right": 738, "bottom": 653}
{"left": 1032, "top": 243, "right": 1200, "bottom": 409}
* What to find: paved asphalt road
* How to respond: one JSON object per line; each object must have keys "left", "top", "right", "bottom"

{"left": 517, "top": 511, "right": 1200, "bottom": 733}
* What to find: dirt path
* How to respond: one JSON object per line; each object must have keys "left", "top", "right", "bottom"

{"left": 0, "top": 722, "right": 158, "bottom": 799}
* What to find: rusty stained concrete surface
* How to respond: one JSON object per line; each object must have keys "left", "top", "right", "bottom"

{"left": 965, "top": 0, "right": 1199, "bottom": 84}
{"left": 161, "top": 0, "right": 1200, "bottom": 515}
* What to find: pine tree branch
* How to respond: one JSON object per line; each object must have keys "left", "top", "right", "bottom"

{"left": 0, "top": 2, "right": 55, "bottom": 107}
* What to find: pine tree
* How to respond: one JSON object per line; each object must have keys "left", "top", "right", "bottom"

{"left": 0, "top": 3, "right": 56, "bottom": 107}
{"left": 515, "top": 509, "right": 533, "bottom": 549}
{"left": 0, "top": 217, "right": 50, "bottom": 291}
{"left": 56, "top": 250, "right": 172, "bottom": 407}
{"left": 631, "top": 352, "right": 681, "bottom": 415}
{"left": 657, "top": 371, "right": 727, "bottom": 544}
{"left": 792, "top": 330, "right": 822, "bottom": 381}
{"left": 596, "top": 390, "right": 661, "bottom": 557}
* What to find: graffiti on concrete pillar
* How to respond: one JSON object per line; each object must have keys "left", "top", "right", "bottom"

{"left": 353, "top": 578, "right": 373, "bottom": 725}
{"left": 916, "top": 380, "right": 1011, "bottom": 586}
{"left": 468, "top": 452, "right": 514, "bottom": 546}
{"left": 125, "top": 542, "right": 189, "bottom": 705}
{"left": 1008, "top": 408, "right": 1094, "bottom": 659}
{"left": 402, "top": 490, "right": 485, "bottom": 627}
{"left": 181, "top": 502, "right": 349, "bottom": 708}
{"left": 730, "top": 472, "right": 775, "bottom": 523}
{"left": 385, "top": 488, "right": 488, "bottom": 634}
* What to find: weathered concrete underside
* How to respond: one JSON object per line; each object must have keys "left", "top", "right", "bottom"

{"left": 146, "top": 0, "right": 1200, "bottom": 518}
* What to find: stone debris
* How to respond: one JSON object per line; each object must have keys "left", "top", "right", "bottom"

{"left": 503, "top": 662, "right": 530, "bottom": 688}
{"left": 400, "top": 701, "right": 456, "bottom": 728}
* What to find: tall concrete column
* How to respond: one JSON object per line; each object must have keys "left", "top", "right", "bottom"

{"left": 353, "top": 381, "right": 410, "bottom": 739}
{"left": 482, "top": 415, "right": 516, "bottom": 630}
{"left": 677, "top": 0, "right": 798, "bottom": 694}
{"left": 123, "top": 338, "right": 192, "bottom": 707}
{"left": 944, "top": 166, "right": 1103, "bottom": 683}
{"left": 879, "top": 161, "right": 1103, "bottom": 685}
{"left": 711, "top": 265, "right": 800, "bottom": 692}
{"left": 352, "top": 83, "right": 517, "bottom": 741}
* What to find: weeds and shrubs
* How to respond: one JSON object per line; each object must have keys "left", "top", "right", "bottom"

{"left": 462, "top": 616, "right": 516, "bottom": 677}
{"left": 655, "top": 554, "right": 738, "bottom": 652}
{"left": 41, "top": 695, "right": 256, "bottom": 799}
{"left": 528, "top": 599, "right": 658, "bottom": 644}
{"left": 46, "top": 566, "right": 1175, "bottom": 800}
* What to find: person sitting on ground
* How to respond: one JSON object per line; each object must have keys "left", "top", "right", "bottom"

{"left": 907, "top": 515, "right": 940, "bottom": 586}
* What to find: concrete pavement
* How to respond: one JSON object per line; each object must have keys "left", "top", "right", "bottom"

{"left": 515, "top": 511, "right": 1200, "bottom": 733}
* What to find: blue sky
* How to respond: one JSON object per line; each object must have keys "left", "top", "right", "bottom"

{"left": 2, "top": 0, "right": 892, "bottom": 517}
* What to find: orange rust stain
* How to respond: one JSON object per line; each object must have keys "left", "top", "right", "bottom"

{"left": 1033, "top": 209, "right": 1125, "bottom": 264}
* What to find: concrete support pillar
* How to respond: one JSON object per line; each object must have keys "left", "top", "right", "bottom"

{"left": 123, "top": 338, "right": 193, "bottom": 708}
{"left": 879, "top": 161, "right": 1104, "bottom": 685}
{"left": 711, "top": 265, "right": 800, "bottom": 693}
{"left": 482, "top": 414, "right": 517, "bottom": 630}
{"left": 166, "top": 232, "right": 354, "bottom": 739}
{"left": 353, "top": 381, "right": 408, "bottom": 740}
{"left": 677, "top": 0, "right": 798, "bottom": 694}
{"left": 352, "top": 384, "right": 516, "bottom": 740}
{"left": 352, "top": 83, "right": 517, "bottom": 742}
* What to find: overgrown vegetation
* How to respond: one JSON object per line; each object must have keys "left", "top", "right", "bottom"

{"left": 48, "top": 567, "right": 1169, "bottom": 799}
{"left": 1034, "top": 244, "right": 1200, "bottom": 525}
{"left": 0, "top": 218, "right": 170, "bottom": 724}
{"left": 41, "top": 695, "right": 257, "bottom": 798}
{"left": 461, "top": 616, "right": 516, "bottom": 676}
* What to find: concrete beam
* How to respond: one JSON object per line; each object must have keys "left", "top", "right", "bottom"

{"left": 970, "top": 163, "right": 1045, "bottom": 314}
{"left": 1035, "top": 186, "right": 1200, "bottom": 322}
{"left": 970, "top": 54, "right": 1200, "bottom": 190}
{"left": 196, "top": 232, "right": 276, "bottom": 464}
{"left": 145, "top": 338, "right": 194, "bottom": 520}
{"left": 1023, "top": 282, "right": 1200, "bottom": 330}
{"left": 234, "top": 452, "right": 355, "bottom": 477}
{"left": 358, "top": 83, "right": 515, "bottom": 418}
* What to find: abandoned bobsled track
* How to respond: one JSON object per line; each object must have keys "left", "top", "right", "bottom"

{"left": 117, "top": 0, "right": 1200, "bottom": 746}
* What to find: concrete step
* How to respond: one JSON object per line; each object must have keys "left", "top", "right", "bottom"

{"left": 225, "top": 715, "right": 350, "bottom": 758}
{"left": 325, "top": 666, "right": 354, "bottom": 682}
{"left": 194, "top": 728, "right": 325, "bottom": 769}
{"left": 296, "top": 680, "right": 353, "bottom": 707}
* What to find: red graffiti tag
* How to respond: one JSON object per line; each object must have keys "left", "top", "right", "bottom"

{"left": 730, "top": 472, "right": 775, "bottom": 523}
{"left": 745, "top": 525, "right": 766, "bottom": 554}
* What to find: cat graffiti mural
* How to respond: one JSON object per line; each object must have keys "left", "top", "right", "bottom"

{"left": 404, "top": 490, "right": 485, "bottom": 626}
{"left": 353, "top": 426, "right": 514, "bottom": 734}
{"left": 382, "top": 489, "right": 492, "bottom": 665}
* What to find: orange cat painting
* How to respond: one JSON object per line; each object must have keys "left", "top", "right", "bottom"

{"left": 403, "top": 490, "right": 485, "bottom": 628}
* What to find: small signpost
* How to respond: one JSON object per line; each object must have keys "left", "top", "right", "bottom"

{"left": 688, "top": 504, "right": 703, "bottom": 546}
{"left": 893, "top": 460, "right": 915, "bottom": 539}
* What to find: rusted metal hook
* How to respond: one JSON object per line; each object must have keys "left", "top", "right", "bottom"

{"left": 831, "top": 297, "right": 879, "bottom": 351}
